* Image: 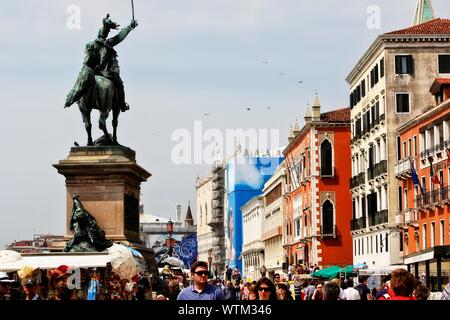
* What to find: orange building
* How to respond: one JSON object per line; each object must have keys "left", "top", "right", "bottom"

{"left": 283, "top": 95, "right": 353, "bottom": 268}
{"left": 395, "top": 79, "right": 450, "bottom": 291}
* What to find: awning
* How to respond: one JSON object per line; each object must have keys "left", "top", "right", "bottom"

{"left": 0, "top": 253, "right": 111, "bottom": 272}
{"left": 358, "top": 265, "right": 407, "bottom": 275}
{"left": 404, "top": 245, "right": 450, "bottom": 265}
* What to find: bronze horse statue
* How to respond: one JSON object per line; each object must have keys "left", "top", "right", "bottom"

{"left": 78, "top": 74, "right": 122, "bottom": 146}
{"left": 65, "top": 15, "right": 137, "bottom": 146}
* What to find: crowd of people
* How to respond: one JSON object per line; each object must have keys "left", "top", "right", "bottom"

{"left": 2, "top": 260, "right": 449, "bottom": 301}
{"left": 0, "top": 263, "right": 154, "bottom": 301}
{"left": 174, "top": 261, "right": 450, "bottom": 301}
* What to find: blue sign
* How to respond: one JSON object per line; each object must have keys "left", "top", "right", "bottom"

{"left": 174, "top": 234, "right": 198, "bottom": 269}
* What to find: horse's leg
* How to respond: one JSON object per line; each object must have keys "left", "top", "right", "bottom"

{"left": 112, "top": 107, "right": 119, "bottom": 144}
{"left": 99, "top": 111, "right": 111, "bottom": 142}
{"left": 81, "top": 107, "right": 93, "bottom": 146}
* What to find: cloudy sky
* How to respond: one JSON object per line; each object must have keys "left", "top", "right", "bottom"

{"left": 1, "top": 0, "right": 449, "bottom": 247}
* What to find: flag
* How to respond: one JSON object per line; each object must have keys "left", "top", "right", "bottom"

{"left": 428, "top": 156, "right": 441, "bottom": 186}
{"left": 410, "top": 158, "right": 424, "bottom": 195}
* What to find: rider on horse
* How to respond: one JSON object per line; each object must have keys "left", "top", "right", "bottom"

{"left": 65, "top": 14, "right": 138, "bottom": 112}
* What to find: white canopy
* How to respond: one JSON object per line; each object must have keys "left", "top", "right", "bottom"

{"left": 0, "top": 253, "right": 111, "bottom": 272}
{"left": 357, "top": 265, "right": 408, "bottom": 275}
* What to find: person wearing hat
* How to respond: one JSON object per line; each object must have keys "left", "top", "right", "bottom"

{"left": 0, "top": 272, "right": 14, "bottom": 301}
{"left": 23, "top": 279, "right": 42, "bottom": 301}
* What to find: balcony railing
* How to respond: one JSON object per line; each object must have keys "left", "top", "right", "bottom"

{"left": 404, "top": 209, "right": 419, "bottom": 227}
{"left": 420, "top": 139, "right": 450, "bottom": 160}
{"left": 320, "top": 225, "right": 337, "bottom": 238}
{"left": 351, "top": 217, "right": 367, "bottom": 231}
{"left": 369, "top": 210, "right": 388, "bottom": 227}
{"left": 395, "top": 157, "right": 416, "bottom": 178}
{"left": 374, "top": 160, "right": 387, "bottom": 177}
{"left": 415, "top": 186, "right": 450, "bottom": 210}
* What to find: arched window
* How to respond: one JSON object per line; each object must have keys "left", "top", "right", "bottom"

{"left": 322, "top": 200, "right": 334, "bottom": 235}
{"left": 320, "top": 140, "right": 333, "bottom": 176}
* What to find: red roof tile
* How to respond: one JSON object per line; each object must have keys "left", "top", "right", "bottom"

{"left": 320, "top": 107, "right": 351, "bottom": 123}
{"left": 430, "top": 78, "right": 450, "bottom": 94}
{"left": 385, "top": 18, "right": 450, "bottom": 35}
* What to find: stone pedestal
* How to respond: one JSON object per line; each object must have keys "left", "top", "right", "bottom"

{"left": 53, "top": 146, "right": 151, "bottom": 244}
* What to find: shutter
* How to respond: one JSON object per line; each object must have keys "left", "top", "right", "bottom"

{"left": 395, "top": 56, "right": 401, "bottom": 74}
{"left": 407, "top": 55, "right": 413, "bottom": 75}
{"left": 380, "top": 58, "right": 385, "bottom": 78}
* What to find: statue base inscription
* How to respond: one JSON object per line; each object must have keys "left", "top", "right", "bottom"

{"left": 53, "top": 146, "right": 151, "bottom": 244}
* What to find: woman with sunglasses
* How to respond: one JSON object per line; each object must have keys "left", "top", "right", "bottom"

{"left": 254, "top": 277, "right": 277, "bottom": 300}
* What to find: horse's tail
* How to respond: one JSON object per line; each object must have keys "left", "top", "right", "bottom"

{"left": 65, "top": 65, "right": 95, "bottom": 108}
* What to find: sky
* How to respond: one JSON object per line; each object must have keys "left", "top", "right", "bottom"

{"left": 1, "top": 0, "right": 449, "bottom": 248}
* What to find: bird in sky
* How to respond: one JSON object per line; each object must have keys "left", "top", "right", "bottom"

{"left": 245, "top": 107, "right": 251, "bottom": 111}
{"left": 74, "top": 141, "right": 79, "bottom": 147}
{"left": 279, "top": 72, "right": 285, "bottom": 76}
{"left": 262, "top": 61, "right": 269, "bottom": 64}
{"left": 266, "top": 107, "right": 271, "bottom": 110}
{"left": 203, "top": 113, "right": 211, "bottom": 116}
{"left": 298, "top": 80, "right": 303, "bottom": 84}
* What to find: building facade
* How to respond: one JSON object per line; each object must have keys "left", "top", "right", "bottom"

{"left": 196, "top": 174, "right": 215, "bottom": 263}
{"left": 284, "top": 96, "right": 353, "bottom": 268}
{"left": 262, "top": 163, "right": 286, "bottom": 279}
{"left": 241, "top": 195, "right": 264, "bottom": 282}
{"left": 347, "top": 17, "right": 450, "bottom": 267}
{"left": 395, "top": 82, "right": 450, "bottom": 291}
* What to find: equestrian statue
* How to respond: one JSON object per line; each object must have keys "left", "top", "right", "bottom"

{"left": 64, "top": 13, "right": 138, "bottom": 146}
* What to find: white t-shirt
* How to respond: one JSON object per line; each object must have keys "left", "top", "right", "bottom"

{"left": 343, "top": 287, "right": 361, "bottom": 300}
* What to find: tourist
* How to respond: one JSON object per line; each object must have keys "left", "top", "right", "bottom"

{"left": 23, "top": 279, "right": 42, "bottom": 301}
{"left": 0, "top": 272, "right": 13, "bottom": 301}
{"left": 255, "top": 277, "right": 277, "bottom": 300}
{"left": 323, "top": 282, "right": 341, "bottom": 301}
{"left": 355, "top": 275, "right": 373, "bottom": 300}
{"left": 413, "top": 284, "right": 430, "bottom": 300}
{"left": 177, "top": 261, "right": 225, "bottom": 300}
{"left": 389, "top": 268, "right": 415, "bottom": 300}
{"left": 343, "top": 279, "right": 360, "bottom": 300}
{"left": 312, "top": 283, "right": 324, "bottom": 300}
{"left": 168, "top": 279, "right": 181, "bottom": 301}
{"left": 277, "top": 283, "right": 293, "bottom": 300}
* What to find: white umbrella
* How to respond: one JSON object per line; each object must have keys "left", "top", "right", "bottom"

{"left": 107, "top": 244, "right": 137, "bottom": 280}
{"left": 0, "top": 250, "right": 22, "bottom": 264}
{"left": 160, "top": 256, "right": 185, "bottom": 269}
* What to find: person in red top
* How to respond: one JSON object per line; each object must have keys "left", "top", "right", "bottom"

{"left": 379, "top": 269, "right": 416, "bottom": 300}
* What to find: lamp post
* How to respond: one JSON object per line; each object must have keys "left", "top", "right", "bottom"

{"left": 166, "top": 219, "right": 174, "bottom": 256}
{"left": 208, "top": 248, "right": 213, "bottom": 274}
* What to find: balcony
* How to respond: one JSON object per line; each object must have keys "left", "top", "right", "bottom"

{"left": 420, "top": 139, "right": 450, "bottom": 162}
{"left": 300, "top": 167, "right": 311, "bottom": 184}
{"left": 395, "top": 157, "right": 416, "bottom": 179}
{"left": 283, "top": 235, "right": 293, "bottom": 247}
{"left": 320, "top": 225, "right": 337, "bottom": 238}
{"left": 395, "top": 211, "right": 404, "bottom": 226}
{"left": 404, "top": 209, "right": 419, "bottom": 228}
{"left": 374, "top": 160, "right": 387, "bottom": 178}
{"left": 369, "top": 210, "right": 388, "bottom": 227}
{"left": 351, "top": 217, "right": 366, "bottom": 231}
{"left": 416, "top": 186, "right": 450, "bottom": 210}
{"left": 350, "top": 172, "right": 366, "bottom": 189}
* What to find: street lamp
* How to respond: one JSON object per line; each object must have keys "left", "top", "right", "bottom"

{"left": 166, "top": 219, "right": 174, "bottom": 256}
{"left": 208, "top": 248, "right": 213, "bottom": 274}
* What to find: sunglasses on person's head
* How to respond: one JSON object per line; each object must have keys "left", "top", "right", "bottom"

{"left": 194, "top": 271, "right": 209, "bottom": 276}
{"left": 258, "top": 286, "right": 270, "bottom": 292}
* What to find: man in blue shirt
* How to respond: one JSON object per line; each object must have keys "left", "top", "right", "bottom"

{"left": 177, "top": 261, "right": 225, "bottom": 300}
